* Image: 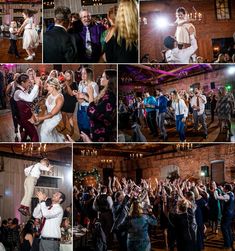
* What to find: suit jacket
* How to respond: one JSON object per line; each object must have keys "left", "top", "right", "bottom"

{"left": 76, "top": 23, "right": 104, "bottom": 63}
{"left": 43, "top": 26, "right": 77, "bottom": 63}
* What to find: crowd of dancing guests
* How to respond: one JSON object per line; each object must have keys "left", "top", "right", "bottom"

{"left": 0, "top": 210, "right": 71, "bottom": 251}
{"left": 43, "top": 0, "right": 138, "bottom": 63}
{"left": 74, "top": 176, "right": 235, "bottom": 251}
{"left": 119, "top": 87, "right": 235, "bottom": 142}
{"left": 1, "top": 67, "right": 116, "bottom": 142}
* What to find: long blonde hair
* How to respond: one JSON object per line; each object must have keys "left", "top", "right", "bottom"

{"left": 115, "top": 0, "right": 138, "bottom": 50}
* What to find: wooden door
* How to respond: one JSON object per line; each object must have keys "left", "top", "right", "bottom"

{"left": 211, "top": 161, "right": 224, "bottom": 184}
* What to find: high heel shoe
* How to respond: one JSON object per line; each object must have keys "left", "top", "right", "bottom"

{"left": 24, "top": 55, "right": 33, "bottom": 61}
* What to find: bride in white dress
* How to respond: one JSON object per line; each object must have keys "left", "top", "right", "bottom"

{"left": 31, "top": 77, "right": 65, "bottom": 142}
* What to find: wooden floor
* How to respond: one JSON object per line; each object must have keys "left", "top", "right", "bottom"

{"left": 149, "top": 226, "right": 232, "bottom": 251}
{"left": 0, "top": 37, "right": 42, "bottom": 63}
{"left": 120, "top": 116, "right": 235, "bottom": 143}
{"left": 0, "top": 101, "right": 80, "bottom": 142}
{"left": 75, "top": 226, "right": 232, "bottom": 251}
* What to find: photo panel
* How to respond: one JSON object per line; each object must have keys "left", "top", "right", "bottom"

{"left": 0, "top": 63, "right": 117, "bottom": 143}
{"left": 43, "top": 0, "right": 138, "bottom": 63}
{"left": 140, "top": 0, "right": 235, "bottom": 63}
{"left": 0, "top": 143, "right": 73, "bottom": 248}
{"left": 118, "top": 63, "right": 235, "bottom": 142}
{"left": 73, "top": 143, "right": 235, "bottom": 251}
{"left": 0, "top": 0, "right": 42, "bottom": 63}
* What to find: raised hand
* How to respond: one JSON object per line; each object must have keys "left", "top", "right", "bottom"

{"left": 36, "top": 191, "right": 47, "bottom": 202}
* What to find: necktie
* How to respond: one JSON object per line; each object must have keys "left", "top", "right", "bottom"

{"left": 85, "top": 26, "right": 92, "bottom": 57}
{"left": 196, "top": 97, "right": 200, "bottom": 112}
{"left": 38, "top": 205, "right": 53, "bottom": 234}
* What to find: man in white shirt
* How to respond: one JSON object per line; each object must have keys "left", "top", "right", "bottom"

{"left": 164, "top": 26, "right": 198, "bottom": 63}
{"left": 18, "top": 158, "right": 53, "bottom": 216}
{"left": 13, "top": 73, "right": 40, "bottom": 141}
{"left": 33, "top": 191, "right": 66, "bottom": 251}
{"left": 190, "top": 89, "right": 208, "bottom": 139}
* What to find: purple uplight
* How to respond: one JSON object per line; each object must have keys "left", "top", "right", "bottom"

{"left": 4, "top": 64, "right": 15, "bottom": 67}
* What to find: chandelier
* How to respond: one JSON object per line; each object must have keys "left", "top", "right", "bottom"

{"left": 21, "top": 143, "right": 47, "bottom": 155}
{"left": 43, "top": 0, "right": 54, "bottom": 8}
{"left": 81, "top": 149, "right": 98, "bottom": 156}
{"left": 130, "top": 153, "right": 143, "bottom": 159}
{"left": 82, "top": 0, "right": 103, "bottom": 6}
{"left": 175, "top": 143, "right": 193, "bottom": 152}
{"left": 100, "top": 159, "right": 113, "bottom": 163}
{"left": 187, "top": 7, "right": 202, "bottom": 21}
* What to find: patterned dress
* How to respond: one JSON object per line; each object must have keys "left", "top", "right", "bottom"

{"left": 123, "top": 215, "right": 157, "bottom": 251}
{"left": 217, "top": 94, "right": 233, "bottom": 120}
{"left": 87, "top": 90, "right": 116, "bottom": 142}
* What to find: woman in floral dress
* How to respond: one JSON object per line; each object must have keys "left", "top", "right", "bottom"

{"left": 86, "top": 69, "right": 117, "bottom": 142}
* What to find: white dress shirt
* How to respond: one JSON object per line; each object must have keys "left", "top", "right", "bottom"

{"left": 14, "top": 84, "right": 39, "bottom": 102}
{"left": 165, "top": 34, "right": 198, "bottom": 63}
{"left": 172, "top": 99, "right": 188, "bottom": 118}
{"left": 92, "top": 193, "right": 113, "bottom": 211}
{"left": 33, "top": 202, "right": 63, "bottom": 238}
{"left": 190, "top": 95, "right": 207, "bottom": 116}
{"left": 214, "top": 190, "right": 230, "bottom": 202}
{"left": 24, "top": 163, "right": 51, "bottom": 178}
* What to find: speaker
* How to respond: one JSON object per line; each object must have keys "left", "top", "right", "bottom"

{"left": 210, "top": 82, "right": 215, "bottom": 89}
{"left": 201, "top": 166, "right": 209, "bottom": 177}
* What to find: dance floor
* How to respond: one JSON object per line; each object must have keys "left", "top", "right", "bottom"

{"left": 75, "top": 225, "right": 232, "bottom": 251}
{"left": 120, "top": 116, "right": 235, "bottom": 143}
{"left": 0, "top": 100, "right": 80, "bottom": 142}
{"left": 149, "top": 226, "right": 231, "bottom": 251}
{"left": 0, "top": 37, "right": 42, "bottom": 63}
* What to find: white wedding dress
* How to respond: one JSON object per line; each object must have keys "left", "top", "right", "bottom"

{"left": 40, "top": 93, "right": 64, "bottom": 142}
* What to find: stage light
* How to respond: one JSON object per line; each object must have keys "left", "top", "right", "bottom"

{"left": 226, "top": 84, "right": 232, "bottom": 91}
{"left": 227, "top": 66, "right": 235, "bottom": 75}
{"left": 5, "top": 189, "right": 12, "bottom": 196}
{"left": 155, "top": 17, "right": 169, "bottom": 29}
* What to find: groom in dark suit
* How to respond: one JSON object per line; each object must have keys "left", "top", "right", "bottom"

{"left": 43, "top": 6, "right": 77, "bottom": 63}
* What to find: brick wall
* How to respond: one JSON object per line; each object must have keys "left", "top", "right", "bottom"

{"left": 140, "top": 0, "right": 235, "bottom": 62}
{"left": 125, "top": 144, "right": 235, "bottom": 182}
{"left": 73, "top": 155, "right": 128, "bottom": 180}
{"left": 74, "top": 144, "right": 235, "bottom": 183}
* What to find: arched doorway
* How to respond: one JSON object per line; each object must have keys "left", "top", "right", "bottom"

{"left": 160, "top": 165, "right": 180, "bottom": 180}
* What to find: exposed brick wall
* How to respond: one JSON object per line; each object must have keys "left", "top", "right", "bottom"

{"left": 73, "top": 144, "right": 235, "bottom": 184}
{"left": 73, "top": 155, "right": 127, "bottom": 181}
{"left": 140, "top": 0, "right": 235, "bottom": 62}
{"left": 125, "top": 144, "right": 235, "bottom": 182}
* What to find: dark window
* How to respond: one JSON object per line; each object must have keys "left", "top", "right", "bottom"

{"left": 215, "top": 0, "right": 231, "bottom": 20}
{"left": 36, "top": 176, "right": 60, "bottom": 188}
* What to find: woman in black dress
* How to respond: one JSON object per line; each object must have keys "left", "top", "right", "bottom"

{"left": 61, "top": 70, "right": 78, "bottom": 136}
{"left": 19, "top": 220, "right": 34, "bottom": 251}
{"left": 86, "top": 69, "right": 117, "bottom": 142}
{"left": 103, "top": 0, "right": 138, "bottom": 63}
